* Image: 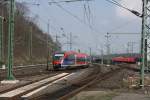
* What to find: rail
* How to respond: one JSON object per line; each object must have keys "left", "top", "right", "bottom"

{"left": 59, "top": 65, "right": 122, "bottom": 100}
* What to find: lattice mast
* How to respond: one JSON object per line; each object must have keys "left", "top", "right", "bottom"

{"left": 140, "top": 0, "right": 150, "bottom": 87}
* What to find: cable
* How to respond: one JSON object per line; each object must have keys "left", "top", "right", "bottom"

{"left": 104, "top": 0, "right": 142, "bottom": 17}
{"left": 50, "top": 0, "right": 101, "bottom": 34}
{"left": 84, "top": 1, "right": 92, "bottom": 25}
{"left": 39, "top": 1, "right": 67, "bottom": 34}
{"left": 109, "top": 19, "right": 139, "bottom": 32}
{"left": 49, "top": 0, "right": 92, "bottom": 4}
{"left": 19, "top": 0, "right": 69, "bottom": 44}
{"left": 105, "top": 0, "right": 131, "bottom": 11}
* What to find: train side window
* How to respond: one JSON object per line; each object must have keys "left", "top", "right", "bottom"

{"left": 67, "top": 54, "right": 75, "bottom": 60}
{"left": 77, "top": 57, "right": 85, "bottom": 62}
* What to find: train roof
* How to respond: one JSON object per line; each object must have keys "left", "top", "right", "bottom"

{"left": 76, "top": 53, "right": 89, "bottom": 57}
{"left": 54, "top": 51, "right": 89, "bottom": 56}
{"left": 54, "top": 51, "right": 78, "bottom": 55}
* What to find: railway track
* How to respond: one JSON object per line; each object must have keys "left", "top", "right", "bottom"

{"left": 0, "top": 64, "right": 90, "bottom": 100}
{"left": 0, "top": 66, "right": 96, "bottom": 100}
{"left": 0, "top": 73, "right": 70, "bottom": 100}
{"left": 58, "top": 63, "right": 140, "bottom": 100}
{"left": 34, "top": 64, "right": 116, "bottom": 99}
{"left": 0, "top": 64, "right": 88, "bottom": 79}
{"left": 0, "top": 64, "right": 47, "bottom": 80}
{"left": 0, "top": 63, "right": 137, "bottom": 100}
{"left": 58, "top": 66, "right": 121, "bottom": 100}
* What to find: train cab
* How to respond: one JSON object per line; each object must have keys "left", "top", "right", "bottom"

{"left": 52, "top": 53, "right": 64, "bottom": 70}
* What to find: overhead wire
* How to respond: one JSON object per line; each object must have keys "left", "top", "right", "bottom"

{"left": 20, "top": 0, "right": 140, "bottom": 37}
{"left": 109, "top": 19, "right": 140, "bottom": 33}
{"left": 49, "top": 0, "right": 102, "bottom": 50}
{"left": 84, "top": 0, "right": 92, "bottom": 26}
{"left": 84, "top": 2, "right": 89, "bottom": 24}
{"left": 24, "top": 0, "right": 66, "bottom": 35}
{"left": 39, "top": 1, "right": 67, "bottom": 34}
{"left": 105, "top": 0, "right": 131, "bottom": 11}
{"left": 50, "top": 0, "right": 101, "bottom": 35}
{"left": 26, "top": 4, "right": 62, "bottom": 35}
{"left": 103, "top": 0, "right": 142, "bottom": 33}
{"left": 104, "top": 0, "right": 142, "bottom": 17}
{"left": 21, "top": 0, "right": 131, "bottom": 35}
{"left": 19, "top": 0, "right": 77, "bottom": 47}
{"left": 49, "top": 0, "right": 92, "bottom": 4}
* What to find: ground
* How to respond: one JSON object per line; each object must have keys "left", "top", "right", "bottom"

{"left": 70, "top": 65, "right": 150, "bottom": 100}
{"left": 70, "top": 90, "right": 150, "bottom": 100}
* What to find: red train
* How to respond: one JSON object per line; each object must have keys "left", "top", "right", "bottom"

{"left": 52, "top": 51, "right": 90, "bottom": 70}
{"left": 112, "top": 56, "right": 140, "bottom": 64}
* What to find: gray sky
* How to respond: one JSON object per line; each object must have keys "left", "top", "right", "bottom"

{"left": 17, "top": 0, "right": 142, "bottom": 55}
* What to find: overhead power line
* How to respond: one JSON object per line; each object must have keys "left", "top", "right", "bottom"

{"left": 104, "top": 0, "right": 142, "bottom": 18}
{"left": 49, "top": 0, "right": 101, "bottom": 34}
{"left": 49, "top": 0, "right": 93, "bottom": 4}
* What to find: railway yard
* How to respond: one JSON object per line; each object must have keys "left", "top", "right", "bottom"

{"left": 0, "top": 63, "right": 149, "bottom": 100}
{"left": 1, "top": 0, "right": 150, "bottom": 100}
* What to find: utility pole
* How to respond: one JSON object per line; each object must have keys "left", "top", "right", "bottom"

{"left": 62, "top": 33, "right": 77, "bottom": 51}
{"left": 89, "top": 47, "right": 92, "bottom": 63}
{"left": 46, "top": 20, "right": 50, "bottom": 70}
{"left": 139, "top": 0, "right": 150, "bottom": 87}
{"left": 105, "top": 32, "right": 111, "bottom": 65}
{"left": 29, "top": 26, "right": 33, "bottom": 62}
{"left": 69, "top": 33, "right": 72, "bottom": 50}
{"left": 7, "top": 0, "right": 15, "bottom": 80}
{"left": 55, "top": 34, "right": 61, "bottom": 51}
{"left": 101, "top": 49, "right": 104, "bottom": 65}
{"left": 127, "top": 42, "right": 130, "bottom": 54}
{"left": 55, "top": 34, "right": 58, "bottom": 43}
{"left": 0, "top": 16, "right": 4, "bottom": 67}
{"left": 140, "top": 0, "right": 147, "bottom": 87}
{"left": 126, "top": 42, "right": 136, "bottom": 56}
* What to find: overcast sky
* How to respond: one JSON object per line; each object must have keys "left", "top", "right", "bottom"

{"left": 17, "top": 0, "right": 142, "bottom": 55}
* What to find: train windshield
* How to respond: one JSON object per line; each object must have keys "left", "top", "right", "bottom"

{"left": 54, "top": 54, "right": 64, "bottom": 60}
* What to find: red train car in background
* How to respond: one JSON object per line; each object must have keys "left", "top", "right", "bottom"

{"left": 112, "top": 56, "right": 138, "bottom": 64}
{"left": 52, "top": 51, "right": 90, "bottom": 70}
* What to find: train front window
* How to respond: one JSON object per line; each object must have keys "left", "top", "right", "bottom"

{"left": 54, "top": 54, "right": 64, "bottom": 60}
